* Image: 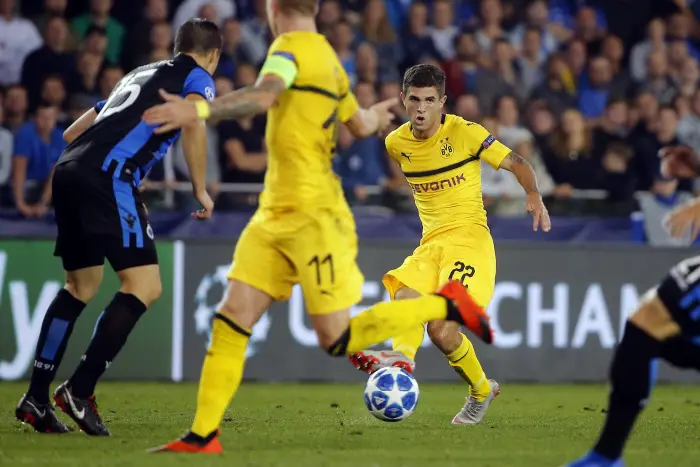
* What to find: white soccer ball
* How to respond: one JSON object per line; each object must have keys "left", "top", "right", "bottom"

{"left": 363, "top": 367, "right": 420, "bottom": 422}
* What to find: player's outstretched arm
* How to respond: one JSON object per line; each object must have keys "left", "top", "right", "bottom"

{"left": 180, "top": 94, "right": 214, "bottom": 220}
{"left": 344, "top": 98, "right": 398, "bottom": 138}
{"left": 63, "top": 108, "right": 98, "bottom": 144}
{"left": 499, "top": 151, "right": 551, "bottom": 232}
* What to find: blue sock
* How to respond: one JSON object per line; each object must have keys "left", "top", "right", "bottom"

{"left": 28, "top": 289, "right": 86, "bottom": 404}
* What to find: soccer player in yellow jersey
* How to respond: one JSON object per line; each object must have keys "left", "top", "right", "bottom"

{"left": 143, "top": 2, "right": 494, "bottom": 453}
{"left": 350, "top": 64, "right": 552, "bottom": 425}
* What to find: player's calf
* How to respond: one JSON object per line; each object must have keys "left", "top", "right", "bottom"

{"left": 15, "top": 394, "right": 71, "bottom": 434}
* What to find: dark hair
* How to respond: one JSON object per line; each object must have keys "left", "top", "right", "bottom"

{"left": 659, "top": 104, "right": 678, "bottom": 115}
{"left": 605, "top": 142, "right": 633, "bottom": 161}
{"left": 85, "top": 24, "right": 108, "bottom": 37}
{"left": 605, "top": 98, "right": 627, "bottom": 109}
{"left": 36, "top": 100, "right": 57, "bottom": 111}
{"left": 174, "top": 17, "right": 222, "bottom": 55}
{"left": 402, "top": 64, "right": 446, "bottom": 96}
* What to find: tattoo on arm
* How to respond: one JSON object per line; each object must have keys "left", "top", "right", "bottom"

{"left": 502, "top": 151, "right": 540, "bottom": 194}
{"left": 208, "top": 77, "right": 286, "bottom": 121}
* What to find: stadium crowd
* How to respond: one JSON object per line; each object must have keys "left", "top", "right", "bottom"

{"left": 0, "top": 0, "right": 698, "bottom": 222}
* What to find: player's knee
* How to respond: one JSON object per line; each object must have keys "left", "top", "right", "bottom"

{"left": 628, "top": 294, "right": 680, "bottom": 341}
{"left": 395, "top": 287, "right": 421, "bottom": 300}
{"left": 64, "top": 279, "right": 100, "bottom": 303}
{"left": 427, "top": 321, "right": 461, "bottom": 353}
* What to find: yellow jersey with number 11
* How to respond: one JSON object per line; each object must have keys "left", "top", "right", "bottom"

{"left": 385, "top": 114, "right": 512, "bottom": 241}
{"left": 256, "top": 31, "right": 359, "bottom": 211}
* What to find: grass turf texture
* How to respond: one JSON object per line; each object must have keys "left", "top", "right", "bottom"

{"left": 1, "top": 382, "right": 699, "bottom": 466}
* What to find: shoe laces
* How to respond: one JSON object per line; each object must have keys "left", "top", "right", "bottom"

{"left": 464, "top": 396, "right": 484, "bottom": 418}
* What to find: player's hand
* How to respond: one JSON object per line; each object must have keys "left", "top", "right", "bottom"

{"left": 33, "top": 203, "right": 49, "bottom": 218}
{"left": 193, "top": 190, "right": 214, "bottom": 221}
{"left": 16, "top": 202, "right": 35, "bottom": 218}
{"left": 143, "top": 89, "right": 198, "bottom": 134}
{"left": 664, "top": 198, "right": 700, "bottom": 240}
{"left": 659, "top": 145, "right": 700, "bottom": 179}
{"left": 370, "top": 98, "right": 398, "bottom": 133}
{"left": 525, "top": 192, "right": 551, "bottom": 232}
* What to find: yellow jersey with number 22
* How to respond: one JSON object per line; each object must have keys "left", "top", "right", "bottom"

{"left": 385, "top": 114, "right": 512, "bottom": 242}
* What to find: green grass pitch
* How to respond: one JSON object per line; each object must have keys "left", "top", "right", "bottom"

{"left": 1, "top": 382, "right": 699, "bottom": 466}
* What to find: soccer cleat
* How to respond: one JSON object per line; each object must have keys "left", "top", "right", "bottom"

{"left": 436, "top": 280, "right": 493, "bottom": 344}
{"left": 451, "top": 379, "right": 500, "bottom": 425}
{"left": 15, "top": 394, "right": 71, "bottom": 434}
{"left": 349, "top": 350, "right": 416, "bottom": 374}
{"left": 563, "top": 451, "right": 625, "bottom": 467}
{"left": 148, "top": 430, "right": 223, "bottom": 454}
{"left": 53, "top": 382, "right": 110, "bottom": 436}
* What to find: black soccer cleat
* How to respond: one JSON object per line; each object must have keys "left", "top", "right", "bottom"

{"left": 53, "top": 382, "right": 110, "bottom": 436}
{"left": 15, "top": 394, "right": 71, "bottom": 434}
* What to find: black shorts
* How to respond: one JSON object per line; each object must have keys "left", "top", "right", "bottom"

{"left": 657, "top": 255, "right": 700, "bottom": 340}
{"left": 52, "top": 161, "right": 158, "bottom": 272}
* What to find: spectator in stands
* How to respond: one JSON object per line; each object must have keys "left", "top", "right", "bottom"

{"left": 510, "top": 0, "right": 560, "bottom": 56}
{"left": 674, "top": 94, "right": 691, "bottom": 120}
{"left": 124, "top": 0, "right": 168, "bottom": 70}
{"left": 454, "top": 94, "right": 481, "bottom": 122}
{"left": 72, "top": 0, "right": 125, "bottom": 66}
{"left": 22, "top": 16, "right": 77, "bottom": 106}
{"left": 172, "top": 0, "right": 235, "bottom": 29}
{"left": 66, "top": 93, "right": 98, "bottom": 127}
{"left": 133, "top": 21, "right": 172, "bottom": 67}
{"left": 240, "top": 0, "right": 270, "bottom": 66}
{"left": 0, "top": 104, "right": 13, "bottom": 205}
{"left": 578, "top": 56, "right": 617, "bottom": 119}
{"left": 593, "top": 99, "right": 629, "bottom": 158}
{"left": 3, "top": 85, "right": 28, "bottom": 133}
{"left": 633, "top": 105, "right": 681, "bottom": 191}
{"left": 444, "top": 32, "right": 512, "bottom": 114}
{"left": 574, "top": 6, "right": 605, "bottom": 56}
{"left": 0, "top": 0, "right": 43, "bottom": 86}
{"left": 75, "top": 52, "right": 103, "bottom": 96}
{"left": 98, "top": 65, "right": 123, "bottom": 101}
{"left": 602, "top": 34, "right": 632, "bottom": 97}
{"left": 335, "top": 81, "right": 386, "bottom": 205}
{"left": 630, "top": 18, "right": 666, "bottom": 83}
{"left": 317, "top": 0, "right": 342, "bottom": 36}
{"left": 667, "top": 39, "right": 692, "bottom": 83}
{"left": 597, "top": 142, "right": 637, "bottom": 208}
{"left": 541, "top": 108, "right": 597, "bottom": 196}
{"left": 494, "top": 95, "right": 532, "bottom": 150}
{"left": 171, "top": 126, "right": 221, "bottom": 212}
{"left": 11, "top": 102, "right": 64, "bottom": 218}
{"left": 430, "top": 0, "right": 459, "bottom": 61}
{"left": 197, "top": 3, "right": 220, "bottom": 25}
{"left": 355, "top": 42, "right": 379, "bottom": 83}
{"left": 633, "top": 173, "right": 696, "bottom": 246}
{"left": 528, "top": 102, "right": 556, "bottom": 152}
{"left": 216, "top": 18, "right": 253, "bottom": 81}
{"left": 361, "top": 0, "right": 401, "bottom": 82}
{"left": 401, "top": 1, "right": 438, "bottom": 72}
{"left": 476, "top": 0, "right": 506, "bottom": 54}
{"left": 678, "top": 88, "right": 700, "bottom": 154}
{"left": 566, "top": 39, "right": 588, "bottom": 83}
{"left": 516, "top": 27, "right": 546, "bottom": 98}
{"left": 492, "top": 39, "right": 520, "bottom": 91}
{"left": 82, "top": 25, "right": 109, "bottom": 62}
{"left": 32, "top": 0, "right": 76, "bottom": 51}
{"left": 531, "top": 53, "right": 577, "bottom": 117}
{"left": 666, "top": 12, "right": 700, "bottom": 62}
{"left": 674, "top": 58, "right": 700, "bottom": 98}
{"left": 331, "top": 20, "right": 357, "bottom": 86}
{"left": 40, "top": 75, "right": 68, "bottom": 127}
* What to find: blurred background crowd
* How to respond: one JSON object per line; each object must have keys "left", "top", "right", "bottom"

{"left": 2, "top": 0, "right": 700, "bottom": 244}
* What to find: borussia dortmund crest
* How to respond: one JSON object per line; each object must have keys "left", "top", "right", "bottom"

{"left": 440, "top": 137, "right": 454, "bottom": 159}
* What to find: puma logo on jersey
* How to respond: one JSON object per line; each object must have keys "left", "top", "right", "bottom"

{"left": 400, "top": 152, "right": 412, "bottom": 162}
{"left": 408, "top": 173, "right": 466, "bottom": 193}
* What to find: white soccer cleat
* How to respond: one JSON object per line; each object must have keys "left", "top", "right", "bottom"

{"left": 349, "top": 350, "right": 416, "bottom": 374}
{"left": 451, "top": 379, "right": 500, "bottom": 425}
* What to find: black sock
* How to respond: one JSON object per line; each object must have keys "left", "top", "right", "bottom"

{"left": 660, "top": 335, "right": 700, "bottom": 370}
{"left": 27, "top": 289, "right": 86, "bottom": 404}
{"left": 68, "top": 292, "right": 147, "bottom": 398}
{"left": 593, "top": 321, "right": 661, "bottom": 460}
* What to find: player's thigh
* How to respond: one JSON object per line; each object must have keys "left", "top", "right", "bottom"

{"left": 439, "top": 243, "right": 496, "bottom": 308}
{"left": 292, "top": 208, "right": 364, "bottom": 316}
{"left": 309, "top": 308, "right": 351, "bottom": 351}
{"left": 382, "top": 243, "right": 439, "bottom": 300}
{"left": 227, "top": 218, "right": 296, "bottom": 303}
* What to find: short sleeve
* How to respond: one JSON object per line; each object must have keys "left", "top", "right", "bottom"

{"left": 94, "top": 100, "right": 107, "bottom": 113}
{"left": 182, "top": 67, "right": 216, "bottom": 101}
{"left": 465, "top": 122, "right": 511, "bottom": 169}
{"left": 13, "top": 125, "right": 33, "bottom": 158}
{"left": 384, "top": 133, "right": 399, "bottom": 162}
{"left": 337, "top": 66, "right": 359, "bottom": 123}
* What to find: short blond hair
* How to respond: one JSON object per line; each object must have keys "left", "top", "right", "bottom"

{"left": 277, "top": 0, "right": 317, "bottom": 15}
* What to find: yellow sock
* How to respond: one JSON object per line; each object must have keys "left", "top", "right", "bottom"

{"left": 344, "top": 295, "right": 448, "bottom": 354}
{"left": 392, "top": 324, "right": 424, "bottom": 361}
{"left": 446, "top": 333, "right": 490, "bottom": 401}
{"left": 190, "top": 314, "right": 251, "bottom": 437}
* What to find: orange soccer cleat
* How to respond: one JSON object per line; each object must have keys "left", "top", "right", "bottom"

{"left": 436, "top": 280, "right": 493, "bottom": 344}
{"left": 148, "top": 430, "right": 223, "bottom": 454}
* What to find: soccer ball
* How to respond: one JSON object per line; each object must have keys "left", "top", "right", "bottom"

{"left": 363, "top": 367, "right": 419, "bottom": 422}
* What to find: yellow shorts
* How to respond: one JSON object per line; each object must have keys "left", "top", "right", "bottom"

{"left": 228, "top": 206, "right": 364, "bottom": 314}
{"left": 383, "top": 225, "right": 496, "bottom": 308}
